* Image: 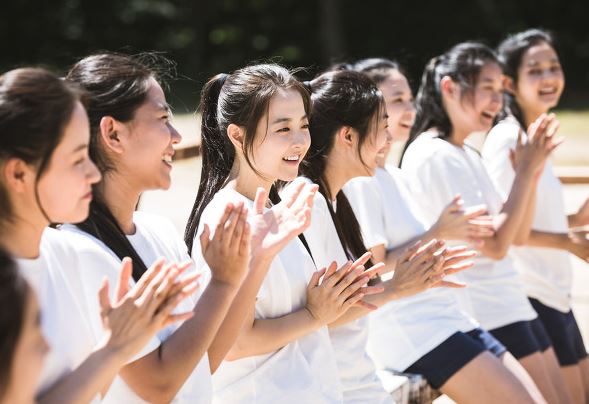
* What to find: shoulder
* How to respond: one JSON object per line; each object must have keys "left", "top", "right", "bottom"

{"left": 133, "top": 210, "right": 178, "bottom": 237}
{"left": 485, "top": 117, "right": 522, "bottom": 153}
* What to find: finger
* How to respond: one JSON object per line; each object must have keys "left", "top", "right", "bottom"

{"left": 253, "top": 187, "right": 267, "bottom": 215}
{"left": 222, "top": 203, "right": 242, "bottom": 248}
{"left": 357, "top": 285, "right": 384, "bottom": 296}
{"left": 351, "top": 252, "right": 372, "bottom": 270}
{"left": 462, "top": 204, "right": 488, "bottom": 220}
{"left": 230, "top": 205, "right": 248, "bottom": 248}
{"left": 215, "top": 203, "right": 235, "bottom": 244}
{"left": 138, "top": 261, "right": 174, "bottom": 308}
{"left": 517, "top": 128, "right": 525, "bottom": 148}
{"left": 445, "top": 195, "right": 464, "bottom": 213}
{"left": 443, "top": 251, "right": 477, "bottom": 267}
{"left": 324, "top": 261, "right": 352, "bottom": 288}
{"left": 166, "top": 273, "right": 201, "bottom": 299}
{"left": 342, "top": 292, "right": 366, "bottom": 311}
{"left": 98, "top": 277, "right": 111, "bottom": 312}
{"left": 199, "top": 224, "right": 211, "bottom": 254}
{"left": 115, "top": 257, "right": 133, "bottom": 302}
{"left": 433, "top": 279, "right": 467, "bottom": 288}
{"left": 400, "top": 240, "right": 423, "bottom": 263}
{"left": 353, "top": 300, "right": 379, "bottom": 311}
{"left": 362, "top": 262, "right": 385, "bottom": 279}
{"left": 308, "top": 267, "right": 327, "bottom": 289}
{"left": 133, "top": 258, "right": 166, "bottom": 299}
{"left": 239, "top": 221, "right": 251, "bottom": 257}
{"left": 509, "top": 148, "right": 516, "bottom": 169}
{"left": 339, "top": 275, "right": 370, "bottom": 301}
{"left": 444, "top": 261, "right": 475, "bottom": 275}
{"left": 161, "top": 312, "right": 195, "bottom": 328}
{"left": 283, "top": 181, "right": 306, "bottom": 209}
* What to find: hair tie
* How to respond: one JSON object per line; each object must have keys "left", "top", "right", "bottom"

{"left": 302, "top": 80, "right": 312, "bottom": 92}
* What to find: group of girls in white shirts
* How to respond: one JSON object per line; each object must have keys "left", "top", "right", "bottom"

{"left": 0, "top": 27, "right": 588, "bottom": 404}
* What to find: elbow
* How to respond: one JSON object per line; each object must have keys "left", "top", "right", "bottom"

{"left": 135, "top": 383, "right": 180, "bottom": 404}
{"left": 483, "top": 242, "right": 509, "bottom": 260}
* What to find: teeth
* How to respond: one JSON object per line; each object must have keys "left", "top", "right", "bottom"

{"left": 162, "top": 155, "right": 173, "bottom": 164}
{"left": 283, "top": 155, "right": 299, "bottom": 161}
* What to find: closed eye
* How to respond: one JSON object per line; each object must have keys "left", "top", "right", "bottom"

{"left": 276, "top": 127, "right": 290, "bottom": 133}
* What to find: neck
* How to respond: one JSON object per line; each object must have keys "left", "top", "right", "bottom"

{"left": 324, "top": 154, "right": 354, "bottom": 201}
{"left": 225, "top": 160, "right": 273, "bottom": 202}
{"left": 97, "top": 172, "right": 141, "bottom": 235}
{"left": 522, "top": 107, "right": 546, "bottom": 130}
{"left": 0, "top": 216, "right": 46, "bottom": 259}
{"left": 447, "top": 126, "right": 469, "bottom": 147}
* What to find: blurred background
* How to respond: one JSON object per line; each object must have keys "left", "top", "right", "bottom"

{"left": 4, "top": 0, "right": 589, "bottom": 111}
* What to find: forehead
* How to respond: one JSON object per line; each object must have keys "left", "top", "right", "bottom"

{"left": 267, "top": 88, "right": 306, "bottom": 119}
{"left": 141, "top": 77, "right": 168, "bottom": 111}
{"left": 522, "top": 42, "right": 559, "bottom": 66}
{"left": 379, "top": 71, "right": 411, "bottom": 97}
{"left": 479, "top": 62, "right": 503, "bottom": 80}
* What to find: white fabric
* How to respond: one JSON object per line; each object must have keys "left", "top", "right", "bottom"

{"left": 16, "top": 228, "right": 101, "bottom": 403}
{"left": 483, "top": 118, "right": 572, "bottom": 312}
{"left": 61, "top": 211, "right": 211, "bottom": 404}
{"left": 343, "top": 166, "right": 478, "bottom": 371}
{"left": 192, "top": 187, "right": 342, "bottom": 404}
{"left": 287, "top": 177, "right": 391, "bottom": 404}
{"left": 401, "top": 133, "right": 537, "bottom": 330}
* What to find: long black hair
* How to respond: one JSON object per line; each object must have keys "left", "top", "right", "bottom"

{"left": 184, "top": 64, "right": 310, "bottom": 255}
{"left": 0, "top": 248, "right": 29, "bottom": 400}
{"left": 497, "top": 29, "right": 557, "bottom": 129}
{"left": 353, "top": 58, "right": 403, "bottom": 86}
{"left": 0, "top": 68, "right": 83, "bottom": 228}
{"left": 400, "top": 42, "right": 499, "bottom": 165}
{"left": 301, "top": 70, "right": 384, "bottom": 265}
{"left": 66, "top": 53, "right": 173, "bottom": 281}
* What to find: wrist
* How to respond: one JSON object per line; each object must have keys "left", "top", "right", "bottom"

{"left": 302, "top": 305, "right": 324, "bottom": 327}
{"left": 208, "top": 277, "right": 241, "bottom": 295}
{"left": 569, "top": 213, "right": 579, "bottom": 228}
{"left": 96, "top": 334, "right": 130, "bottom": 367}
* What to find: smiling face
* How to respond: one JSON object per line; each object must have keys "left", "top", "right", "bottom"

{"left": 249, "top": 88, "right": 310, "bottom": 182}
{"left": 115, "top": 77, "right": 181, "bottom": 192}
{"left": 378, "top": 70, "right": 416, "bottom": 145}
{"left": 357, "top": 108, "right": 389, "bottom": 176}
{"left": 36, "top": 101, "right": 101, "bottom": 224}
{"left": 5, "top": 289, "right": 49, "bottom": 404}
{"left": 514, "top": 41, "right": 564, "bottom": 118}
{"left": 447, "top": 62, "right": 504, "bottom": 136}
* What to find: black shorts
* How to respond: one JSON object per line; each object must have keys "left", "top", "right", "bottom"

{"left": 405, "top": 328, "right": 506, "bottom": 389}
{"left": 489, "top": 318, "right": 551, "bottom": 359}
{"left": 529, "top": 297, "right": 588, "bottom": 366}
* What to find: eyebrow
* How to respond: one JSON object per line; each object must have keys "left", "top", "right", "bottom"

{"left": 271, "top": 115, "right": 307, "bottom": 124}
{"left": 72, "top": 143, "right": 88, "bottom": 153}
{"left": 527, "top": 58, "right": 560, "bottom": 66}
{"left": 155, "top": 101, "right": 172, "bottom": 112}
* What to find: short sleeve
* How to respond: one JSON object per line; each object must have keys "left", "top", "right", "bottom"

{"left": 343, "top": 177, "right": 388, "bottom": 250}
{"left": 482, "top": 120, "right": 520, "bottom": 201}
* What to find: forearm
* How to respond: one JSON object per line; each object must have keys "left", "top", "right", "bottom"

{"left": 38, "top": 344, "right": 124, "bottom": 404}
{"left": 121, "top": 280, "right": 238, "bottom": 403}
{"left": 207, "top": 256, "right": 272, "bottom": 372}
{"left": 480, "top": 168, "right": 536, "bottom": 258}
{"left": 526, "top": 230, "right": 570, "bottom": 250}
{"left": 568, "top": 213, "right": 581, "bottom": 228}
{"left": 227, "top": 308, "right": 322, "bottom": 360}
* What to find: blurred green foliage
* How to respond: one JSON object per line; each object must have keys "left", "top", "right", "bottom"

{"left": 3, "top": 0, "right": 589, "bottom": 111}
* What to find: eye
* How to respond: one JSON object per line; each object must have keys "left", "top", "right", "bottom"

{"left": 529, "top": 69, "right": 541, "bottom": 76}
{"left": 550, "top": 65, "right": 561, "bottom": 73}
{"left": 301, "top": 123, "right": 310, "bottom": 130}
{"left": 276, "top": 127, "right": 290, "bottom": 133}
{"left": 74, "top": 157, "right": 85, "bottom": 166}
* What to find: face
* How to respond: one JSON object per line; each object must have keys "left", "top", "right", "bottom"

{"left": 249, "top": 88, "right": 310, "bottom": 182}
{"left": 378, "top": 69, "right": 416, "bottom": 147}
{"left": 514, "top": 42, "right": 564, "bottom": 116}
{"left": 6, "top": 290, "right": 49, "bottom": 404}
{"left": 450, "top": 62, "right": 503, "bottom": 135}
{"left": 36, "top": 101, "right": 101, "bottom": 224}
{"left": 118, "top": 77, "right": 181, "bottom": 191}
{"left": 357, "top": 108, "right": 389, "bottom": 176}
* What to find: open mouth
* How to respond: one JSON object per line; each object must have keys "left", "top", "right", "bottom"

{"left": 538, "top": 87, "right": 558, "bottom": 96}
{"left": 162, "top": 153, "right": 174, "bottom": 166}
{"left": 481, "top": 111, "right": 495, "bottom": 121}
{"left": 399, "top": 122, "right": 413, "bottom": 130}
{"left": 282, "top": 154, "right": 301, "bottom": 163}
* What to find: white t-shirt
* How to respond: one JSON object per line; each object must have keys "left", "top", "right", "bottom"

{"left": 16, "top": 228, "right": 100, "bottom": 403}
{"left": 401, "top": 132, "right": 537, "bottom": 330}
{"left": 343, "top": 166, "right": 478, "bottom": 371}
{"left": 60, "top": 211, "right": 212, "bottom": 404}
{"left": 191, "top": 187, "right": 342, "bottom": 404}
{"left": 483, "top": 118, "right": 572, "bottom": 312}
{"left": 287, "top": 177, "right": 391, "bottom": 404}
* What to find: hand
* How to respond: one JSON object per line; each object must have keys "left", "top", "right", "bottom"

{"left": 305, "top": 255, "right": 383, "bottom": 324}
{"left": 200, "top": 201, "right": 251, "bottom": 288}
{"left": 571, "top": 197, "right": 589, "bottom": 228}
{"left": 510, "top": 113, "right": 562, "bottom": 176}
{"left": 431, "top": 245, "right": 476, "bottom": 288}
{"left": 432, "top": 195, "right": 495, "bottom": 243}
{"left": 567, "top": 230, "right": 589, "bottom": 262}
{"left": 249, "top": 183, "right": 317, "bottom": 261}
{"left": 98, "top": 258, "right": 199, "bottom": 361}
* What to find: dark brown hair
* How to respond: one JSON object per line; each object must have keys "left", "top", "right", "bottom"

{"left": 184, "top": 64, "right": 310, "bottom": 254}
{"left": 0, "top": 67, "right": 83, "bottom": 226}
{"left": 0, "top": 247, "right": 29, "bottom": 400}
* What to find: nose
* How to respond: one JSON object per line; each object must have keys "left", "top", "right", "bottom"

{"left": 404, "top": 101, "right": 417, "bottom": 122}
{"left": 169, "top": 123, "right": 182, "bottom": 145}
{"left": 87, "top": 158, "right": 102, "bottom": 184}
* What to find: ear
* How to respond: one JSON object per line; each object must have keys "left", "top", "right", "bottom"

{"left": 226, "top": 123, "right": 246, "bottom": 151}
{"left": 439, "top": 76, "right": 457, "bottom": 100}
{"left": 2, "top": 158, "right": 35, "bottom": 193}
{"left": 99, "top": 116, "right": 125, "bottom": 154}
{"left": 335, "top": 126, "right": 355, "bottom": 149}
{"left": 503, "top": 75, "right": 515, "bottom": 95}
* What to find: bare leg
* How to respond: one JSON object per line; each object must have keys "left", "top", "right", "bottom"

{"left": 440, "top": 351, "right": 544, "bottom": 404}
{"left": 560, "top": 363, "right": 585, "bottom": 404}
{"left": 500, "top": 351, "right": 548, "bottom": 403}
{"left": 518, "top": 351, "right": 562, "bottom": 403}
{"left": 578, "top": 357, "right": 589, "bottom": 402}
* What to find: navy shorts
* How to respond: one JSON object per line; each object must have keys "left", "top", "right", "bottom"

{"left": 529, "top": 298, "right": 588, "bottom": 366}
{"left": 489, "top": 318, "right": 552, "bottom": 359}
{"left": 405, "top": 328, "right": 507, "bottom": 389}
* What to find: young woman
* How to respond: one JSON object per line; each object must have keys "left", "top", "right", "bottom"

{"left": 0, "top": 67, "right": 194, "bottom": 403}
{"left": 340, "top": 57, "right": 554, "bottom": 403}
{"left": 292, "top": 69, "right": 488, "bottom": 403}
{"left": 184, "top": 63, "right": 381, "bottom": 403}
{"left": 400, "top": 42, "right": 568, "bottom": 403}
{"left": 0, "top": 248, "right": 49, "bottom": 404}
{"left": 482, "top": 29, "right": 589, "bottom": 403}
{"left": 62, "top": 53, "right": 305, "bottom": 403}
